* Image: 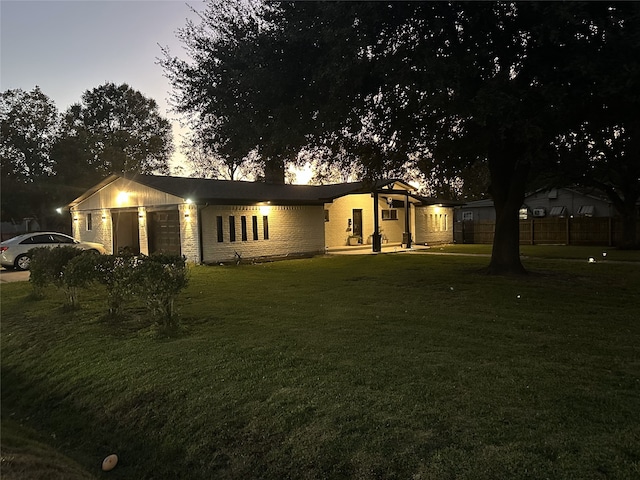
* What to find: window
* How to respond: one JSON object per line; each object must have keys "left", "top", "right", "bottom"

{"left": 86, "top": 213, "right": 93, "bottom": 231}
{"left": 252, "top": 216, "right": 259, "bottom": 240}
{"left": 381, "top": 209, "right": 398, "bottom": 220}
{"left": 519, "top": 208, "right": 528, "bottom": 220}
{"left": 21, "top": 234, "right": 53, "bottom": 244}
{"left": 462, "top": 211, "right": 473, "bottom": 221}
{"left": 229, "top": 216, "right": 236, "bottom": 242}
{"left": 578, "top": 205, "right": 594, "bottom": 217}
{"left": 549, "top": 206, "right": 566, "bottom": 217}
{"left": 52, "top": 234, "right": 75, "bottom": 244}
{"left": 216, "top": 216, "right": 223, "bottom": 242}
{"left": 324, "top": 209, "right": 330, "bottom": 222}
{"left": 442, "top": 214, "right": 448, "bottom": 231}
{"left": 241, "top": 216, "right": 248, "bottom": 241}
{"left": 263, "top": 215, "right": 269, "bottom": 240}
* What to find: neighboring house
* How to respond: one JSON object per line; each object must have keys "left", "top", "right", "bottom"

{"left": 67, "top": 174, "right": 457, "bottom": 264}
{"left": 457, "top": 187, "right": 616, "bottom": 222}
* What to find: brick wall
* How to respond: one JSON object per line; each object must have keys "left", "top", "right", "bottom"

{"left": 200, "top": 205, "right": 325, "bottom": 263}
{"left": 414, "top": 205, "right": 455, "bottom": 245}
{"left": 71, "top": 208, "right": 114, "bottom": 254}
{"left": 179, "top": 203, "right": 200, "bottom": 263}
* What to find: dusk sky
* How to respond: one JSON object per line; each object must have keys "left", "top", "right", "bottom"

{"left": 1, "top": 0, "right": 314, "bottom": 181}
{"left": 1, "top": 0, "right": 201, "bottom": 167}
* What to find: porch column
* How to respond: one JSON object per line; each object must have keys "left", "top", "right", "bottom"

{"left": 138, "top": 207, "right": 149, "bottom": 255}
{"left": 403, "top": 192, "right": 412, "bottom": 248}
{"left": 373, "top": 191, "right": 381, "bottom": 252}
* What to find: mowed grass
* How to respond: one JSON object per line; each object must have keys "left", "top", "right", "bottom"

{"left": 1, "top": 251, "right": 639, "bottom": 479}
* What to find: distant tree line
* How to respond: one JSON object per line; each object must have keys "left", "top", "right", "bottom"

{"left": 1, "top": 83, "right": 173, "bottom": 230}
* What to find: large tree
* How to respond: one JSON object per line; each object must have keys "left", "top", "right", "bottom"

{"left": 53, "top": 82, "right": 173, "bottom": 195}
{"left": 1, "top": 86, "right": 60, "bottom": 224}
{"left": 165, "top": 1, "right": 638, "bottom": 272}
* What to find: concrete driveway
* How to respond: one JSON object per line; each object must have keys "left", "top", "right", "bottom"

{"left": 0, "top": 268, "right": 30, "bottom": 283}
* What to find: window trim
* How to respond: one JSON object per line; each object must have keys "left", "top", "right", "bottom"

{"left": 381, "top": 209, "right": 398, "bottom": 220}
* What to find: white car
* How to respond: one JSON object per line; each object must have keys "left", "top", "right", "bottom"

{"left": 0, "top": 232, "right": 106, "bottom": 271}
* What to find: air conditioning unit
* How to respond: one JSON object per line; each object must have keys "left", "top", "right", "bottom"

{"left": 533, "top": 208, "right": 546, "bottom": 218}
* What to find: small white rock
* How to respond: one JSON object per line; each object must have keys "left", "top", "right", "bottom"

{"left": 102, "top": 454, "right": 118, "bottom": 472}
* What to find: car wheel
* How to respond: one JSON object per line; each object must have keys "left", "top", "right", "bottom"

{"left": 15, "top": 254, "right": 31, "bottom": 271}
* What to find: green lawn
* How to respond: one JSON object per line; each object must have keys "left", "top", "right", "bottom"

{"left": 2, "top": 250, "right": 639, "bottom": 479}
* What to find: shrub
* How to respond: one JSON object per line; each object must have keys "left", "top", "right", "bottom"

{"left": 94, "top": 254, "right": 138, "bottom": 319}
{"left": 61, "top": 253, "right": 100, "bottom": 310}
{"left": 29, "top": 247, "right": 85, "bottom": 299}
{"left": 131, "top": 254, "right": 189, "bottom": 330}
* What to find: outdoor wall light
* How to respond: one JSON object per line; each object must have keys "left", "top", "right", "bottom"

{"left": 186, "top": 198, "right": 193, "bottom": 204}
{"left": 116, "top": 191, "right": 130, "bottom": 205}
{"left": 56, "top": 207, "right": 63, "bottom": 214}
{"left": 258, "top": 202, "right": 271, "bottom": 216}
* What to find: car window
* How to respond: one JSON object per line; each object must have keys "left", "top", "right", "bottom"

{"left": 21, "top": 234, "right": 54, "bottom": 244}
{"left": 52, "top": 234, "right": 75, "bottom": 244}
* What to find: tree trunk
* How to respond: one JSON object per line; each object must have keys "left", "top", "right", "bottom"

{"left": 485, "top": 151, "right": 530, "bottom": 275}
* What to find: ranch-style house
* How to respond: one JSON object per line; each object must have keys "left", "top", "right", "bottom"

{"left": 67, "top": 174, "right": 457, "bottom": 263}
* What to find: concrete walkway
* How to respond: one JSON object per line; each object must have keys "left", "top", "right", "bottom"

{"left": 326, "top": 243, "right": 437, "bottom": 255}
{"left": 0, "top": 268, "right": 30, "bottom": 283}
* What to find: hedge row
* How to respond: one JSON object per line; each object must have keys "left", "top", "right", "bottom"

{"left": 29, "top": 247, "right": 189, "bottom": 329}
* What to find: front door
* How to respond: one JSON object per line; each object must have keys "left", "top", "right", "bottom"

{"left": 352, "top": 209, "right": 363, "bottom": 241}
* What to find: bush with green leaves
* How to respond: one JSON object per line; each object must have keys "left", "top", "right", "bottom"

{"left": 93, "top": 254, "right": 138, "bottom": 318}
{"left": 61, "top": 252, "right": 100, "bottom": 310}
{"left": 28, "top": 250, "right": 189, "bottom": 325}
{"left": 29, "top": 246, "right": 85, "bottom": 299}
{"left": 130, "top": 254, "right": 189, "bottom": 329}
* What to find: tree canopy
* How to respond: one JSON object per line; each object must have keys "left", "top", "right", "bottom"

{"left": 1, "top": 87, "right": 59, "bottom": 223}
{"left": 1, "top": 83, "right": 174, "bottom": 227}
{"left": 55, "top": 83, "right": 173, "bottom": 186}
{"left": 164, "top": 1, "right": 639, "bottom": 271}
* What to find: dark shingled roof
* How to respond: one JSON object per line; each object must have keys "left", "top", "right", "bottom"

{"left": 131, "top": 174, "right": 374, "bottom": 204}
{"left": 68, "top": 174, "right": 415, "bottom": 207}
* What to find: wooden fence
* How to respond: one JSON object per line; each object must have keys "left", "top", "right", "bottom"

{"left": 455, "top": 217, "right": 638, "bottom": 246}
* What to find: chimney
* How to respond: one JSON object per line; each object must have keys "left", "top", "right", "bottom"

{"left": 263, "top": 158, "right": 285, "bottom": 184}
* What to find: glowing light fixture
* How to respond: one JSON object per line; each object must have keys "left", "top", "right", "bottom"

{"left": 56, "top": 207, "right": 63, "bottom": 214}
{"left": 116, "top": 191, "right": 130, "bottom": 205}
{"left": 186, "top": 198, "right": 193, "bottom": 204}
{"left": 259, "top": 201, "right": 271, "bottom": 216}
